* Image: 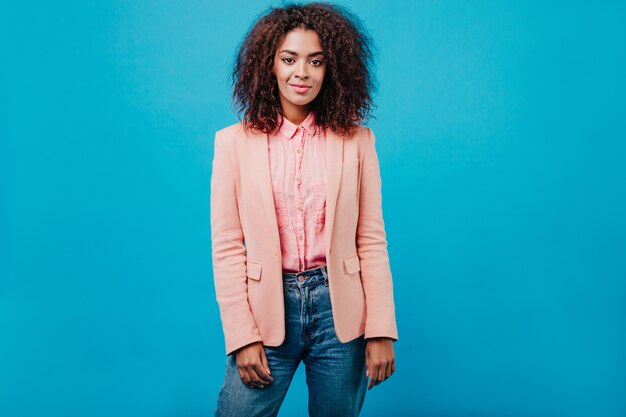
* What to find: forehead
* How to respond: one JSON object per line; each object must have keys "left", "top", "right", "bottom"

{"left": 276, "top": 28, "right": 323, "bottom": 53}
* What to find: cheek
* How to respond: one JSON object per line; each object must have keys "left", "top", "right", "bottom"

{"left": 317, "top": 70, "right": 326, "bottom": 86}
{"left": 280, "top": 72, "right": 292, "bottom": 85}
{"left": 273, "top": 65, "right": 285, "bottom": 81}
{"left": 316, "top": 76, "right": 325, "bottom": 90}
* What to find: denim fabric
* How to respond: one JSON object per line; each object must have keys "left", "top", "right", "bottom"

{"left": 215, "top": 264, "right": 368, "bottom": 417}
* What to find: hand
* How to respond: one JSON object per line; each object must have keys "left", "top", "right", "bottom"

{"left": 234, "top": 342, "right": 274, "bottom": 389}
{"left": 365, "top": 337, "right": 396, "bottom": 390}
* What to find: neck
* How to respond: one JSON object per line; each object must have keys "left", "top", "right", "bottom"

{"left": 280, "top": 105, "right": 310, "bottom": 126}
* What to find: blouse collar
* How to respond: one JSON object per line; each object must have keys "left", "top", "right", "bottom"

{"left": 277, "top": 110, "right": 320, "bottom": 139}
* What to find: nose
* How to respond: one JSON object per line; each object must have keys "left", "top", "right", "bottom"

{"left": 295, "top": 60, "right": 308, "bottom": 79}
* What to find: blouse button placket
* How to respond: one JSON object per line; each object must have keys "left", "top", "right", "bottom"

{"left": 294, "top": 126, "right": 306, "bottom": 270}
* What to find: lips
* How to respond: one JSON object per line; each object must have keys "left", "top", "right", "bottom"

{"left": 289, "top": 83, "right": 311, "bottom": 93}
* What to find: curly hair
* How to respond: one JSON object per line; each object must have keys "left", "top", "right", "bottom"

{"left": 231, "top": 1, "right": 377, "bottom": 138}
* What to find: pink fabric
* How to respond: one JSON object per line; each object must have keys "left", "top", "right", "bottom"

{"left": 211, "top": 122, "right": 399, "bottom": 355}
{"left": 268, "top": 111, "right": 327, "bottom": 273}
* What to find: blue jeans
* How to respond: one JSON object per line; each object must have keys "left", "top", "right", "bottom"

{"left": 214, "top": 264, "right": 368, "bottom": 417}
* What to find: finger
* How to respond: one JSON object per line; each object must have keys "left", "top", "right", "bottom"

{"left": 239, "top": 368, "right": 255, "bottom": 389}
{"left": 252, "top": 363, "right": 273, "bottom": 385}
{"left": 259, "top": 351, "right": 274, "bottom": 381}
{"left": 375, "top": 365, "right": 385, "bottom": 386}
{"left": 244, "top": 366, "right": 265, "bottom": 388}
{"left": 385, "top": 361, "right": 392, "bottom": 379}
{"left": 368, "top": 365, "right": 379, "bottom": 390}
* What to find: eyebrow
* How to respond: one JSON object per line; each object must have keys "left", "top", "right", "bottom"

{"left": 279, "top": 49, "right": 324, "bottom": 57}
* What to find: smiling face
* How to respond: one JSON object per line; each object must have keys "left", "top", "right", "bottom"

{"left": 272, "top": 28, "right": 326, "bottom": 124}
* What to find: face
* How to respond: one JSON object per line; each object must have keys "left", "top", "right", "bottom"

{"left": 273, "top": 28, "right": 326, "bottom": 121}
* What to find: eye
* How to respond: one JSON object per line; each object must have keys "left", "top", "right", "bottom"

{"left": 281, "top": 57, "right": 295, "bottom": 64}
{"left": 310, "top": 59, "right": 324, "bottom": 66}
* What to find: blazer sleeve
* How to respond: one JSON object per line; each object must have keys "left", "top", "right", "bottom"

{"left": 210, "top": 130, "right": 263, "bottom": 356}
{"left": 357, "top": 128, "right": 399, "bottom": 341}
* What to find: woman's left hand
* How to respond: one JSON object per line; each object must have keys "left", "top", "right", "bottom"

{"left": 365, "top": 337, "right": 396, "bottom": 389}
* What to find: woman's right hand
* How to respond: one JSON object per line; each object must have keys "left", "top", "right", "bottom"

{"left": 234, "top": 341, "right": 274, "bottom": 389}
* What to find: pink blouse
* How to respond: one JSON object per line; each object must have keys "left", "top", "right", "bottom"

{"left": 268, "top": 111, "right": 327, "bottom": 273}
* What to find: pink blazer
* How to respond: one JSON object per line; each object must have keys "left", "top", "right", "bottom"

{"left": 210, "top": 121, "right": 398, "bottom": 356}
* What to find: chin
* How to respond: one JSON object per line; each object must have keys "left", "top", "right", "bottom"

{"left": 289, "top": 97, "right": 315, "bottom": 106}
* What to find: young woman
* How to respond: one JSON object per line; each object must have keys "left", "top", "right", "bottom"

{"left": 210, "top": 3, "right": 398, "bottom": 416}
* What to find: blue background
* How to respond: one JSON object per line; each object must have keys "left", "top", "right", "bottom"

{"left": 1, "top": 1, "right": 625, "bottom": 416}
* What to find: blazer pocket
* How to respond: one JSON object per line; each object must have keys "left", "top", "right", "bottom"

{"left": 246, "top": 259, "right": 262, "bottom": 281}
{"left": 343, "top": 254, "right": 361, "bottom": 275}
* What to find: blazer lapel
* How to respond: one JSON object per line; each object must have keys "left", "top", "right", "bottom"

{"left": 252, "top": 127, "right": 343, "bottom": 253}
{"left": 325, "top": 128, "right": 343, "bottom": 254}
{"left": 249, "top": 130, "right": 281, "bottom": 250}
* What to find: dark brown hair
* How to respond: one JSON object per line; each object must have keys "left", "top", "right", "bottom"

{"left": 231, "top": 2, "right": 377, "bottom": 137}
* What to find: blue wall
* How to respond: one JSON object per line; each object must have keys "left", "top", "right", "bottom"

{"left": 1, "top": 1, "right": 625, "bottom": 416}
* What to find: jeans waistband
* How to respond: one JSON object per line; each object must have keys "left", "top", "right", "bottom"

{"left": 282, "top": 264, "right": 328, "bottom": 287}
